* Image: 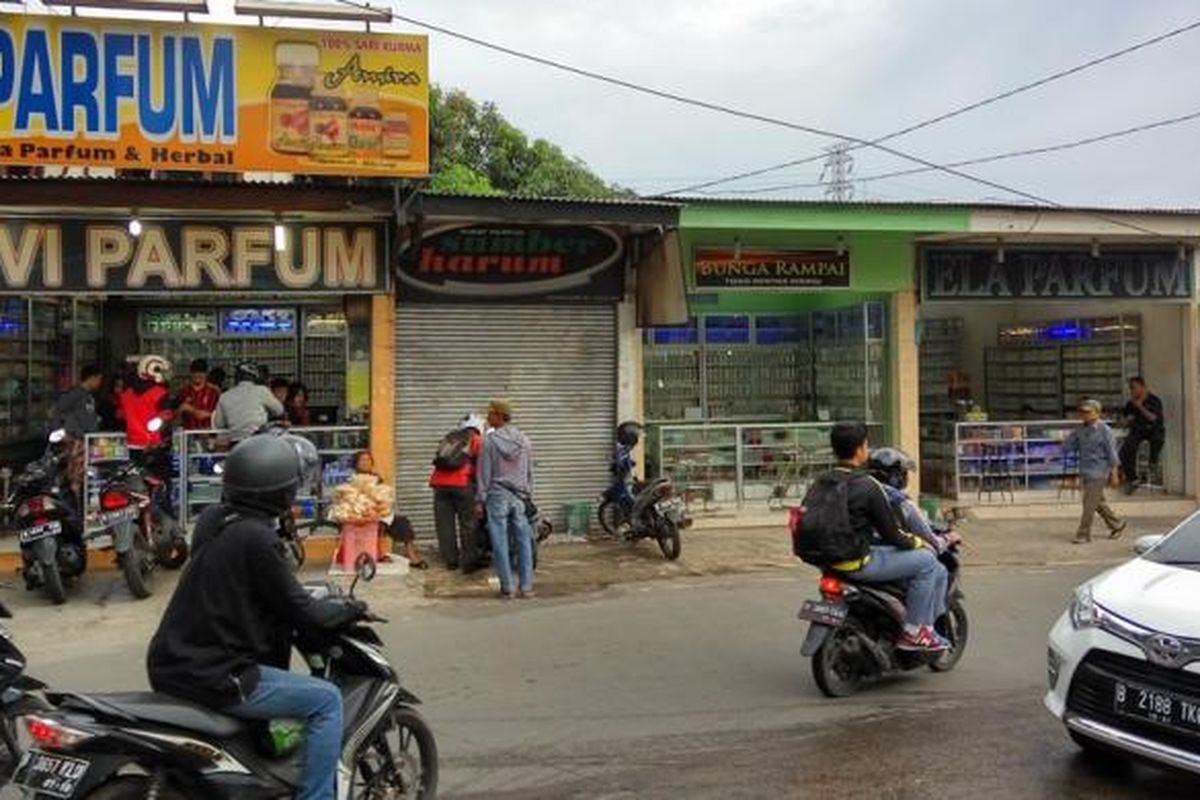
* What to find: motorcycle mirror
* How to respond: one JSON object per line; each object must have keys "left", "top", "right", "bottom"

{"left": 349, "top": 553, "right": 376, "bottom": 597}
{"left": 0, "top": 599, "right": 10, "bottom": 619}
{"left": 147, "top": 417, "right": 164, "bottom": 433}
{"left": 48, "top": 428, "right": 66, "bottom": 444}
{"left": 212, "top": 462, "right": 225, "bottom": 476}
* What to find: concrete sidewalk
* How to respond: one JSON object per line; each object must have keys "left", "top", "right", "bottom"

{"left": 423, "top": 512, "right": 1179, "bottom": 599}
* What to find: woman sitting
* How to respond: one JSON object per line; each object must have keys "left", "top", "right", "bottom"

{"left": 353, "top": 451, "right": 428, "bottom": 569}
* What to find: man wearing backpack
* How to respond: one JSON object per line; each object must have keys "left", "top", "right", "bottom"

{"left": 428, "top": 413, "right": 484, "bottom": 570}
{"left": 798, "top": 422, "right": 949, "bottom": 652}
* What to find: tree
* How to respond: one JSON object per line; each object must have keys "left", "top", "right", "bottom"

{"left": 428, "top": 85, "right": 626, "bottom": 198}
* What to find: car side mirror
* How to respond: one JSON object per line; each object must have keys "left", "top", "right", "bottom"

{"left": 1134, "top": 534, "right": 1166, "bottom": 556}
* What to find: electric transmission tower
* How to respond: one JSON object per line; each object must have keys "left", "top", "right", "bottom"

{"left": 819, "top": 140, "right": 855, "bottom": 201}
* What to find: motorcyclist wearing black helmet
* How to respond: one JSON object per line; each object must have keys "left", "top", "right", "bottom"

{"left": 147, "top": 433, "right": 365, "bottom": 800}
{"left": 867, "top": 447, "right": 962, "bottom": 554}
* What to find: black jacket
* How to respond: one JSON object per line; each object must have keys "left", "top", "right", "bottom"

{"left": 147, "top": 504, "right": 362, "bottom": 707}
{"left": 839, "top": 466, "right": 921, "bottom": 551}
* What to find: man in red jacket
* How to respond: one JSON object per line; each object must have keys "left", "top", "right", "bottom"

{"left": 119, "top": 355, "right": 175, "bottom": 449}
{"left": 428, "top": 413, "right": 484, "bottom": 571}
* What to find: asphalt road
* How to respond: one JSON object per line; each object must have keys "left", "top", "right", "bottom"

{"left": 2, "top": 562, "right": 1198, "bottom": 799}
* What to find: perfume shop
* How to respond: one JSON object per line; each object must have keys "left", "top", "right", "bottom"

{"left": 916, "top": 245, "right": 1195, "bottom": 502}
{"left": 0, "top": 211, "right": 391, "bottom": 477}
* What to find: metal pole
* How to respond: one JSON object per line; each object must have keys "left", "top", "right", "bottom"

{"left": 735, "top": 423, "right": 744, "bottom": 509}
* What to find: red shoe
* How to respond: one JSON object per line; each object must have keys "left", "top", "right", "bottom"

{"left": 896, "top": 626, "right": 950, "bottom": 652}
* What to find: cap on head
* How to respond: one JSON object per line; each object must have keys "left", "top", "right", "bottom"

{"left": 488, "top": 399, "right": 513, "bottom": 421}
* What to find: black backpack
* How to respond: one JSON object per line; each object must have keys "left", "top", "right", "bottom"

{"left": 432, "top": 429, "right": 471, "bottom": 470}
{"left": 793, "top": 470, "right": 871, "bottom": 567}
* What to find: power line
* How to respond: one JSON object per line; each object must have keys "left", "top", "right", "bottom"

{"left": 709, "top": 107, "right": 1200, "bottom": 195}
{"left": 661, "top": 18, "right": 1200, "bottom": 196}
{"left": 343, "top": 0, "right": 1170, "bottom": 236}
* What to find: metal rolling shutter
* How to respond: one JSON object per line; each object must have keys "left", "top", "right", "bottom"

{"left": 395, "top": 305, "right": 616, "bottom": 535}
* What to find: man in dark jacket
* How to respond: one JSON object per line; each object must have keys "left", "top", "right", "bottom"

{"left": 825, "top": 422, "right": 949, "bottom": 652}
{"left": 1120, "top": 376, "right": 1165, "bottom": 493}
{"left": 147, "top": 434, "right": 363, "bottom": 800}
{"left": 50, "top": 364, "right": 103, "bottom": 505}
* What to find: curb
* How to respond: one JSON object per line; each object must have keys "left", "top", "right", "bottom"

{"left": 0, "top": 535, "right": 345, "bottom": 574}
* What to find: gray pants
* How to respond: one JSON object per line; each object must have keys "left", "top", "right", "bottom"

{"left": 1077, "top": 478, "right": 1122, "bottom": 539}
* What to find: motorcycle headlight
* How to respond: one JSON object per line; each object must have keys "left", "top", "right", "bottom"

{"left": 1069, "top": 584, "right": 1098, "bottom": 629}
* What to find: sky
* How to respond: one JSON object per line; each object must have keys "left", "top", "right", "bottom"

{"left": 19, "top": 0, "right": 1200, "bottom": 207}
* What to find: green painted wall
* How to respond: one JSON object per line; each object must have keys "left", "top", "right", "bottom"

{"left": 678, "top": 201, "right": 971, "bottom": 314}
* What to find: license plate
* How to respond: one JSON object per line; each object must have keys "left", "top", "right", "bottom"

{"left": 797, "top": 599, "right": 848, "bottom": 627}
{"left": 655, "top": 498, "right": 683, "bottom": 515}
{"left": 1114, "top": 680, "right": 1200, "bottom": 734}
{"left": 13, "top": 749, "right": 90, "bottom": 798}
{"left": 19, "top": 519, "right": 62, "bottom": 544}
{"left": 97, "top": 506, "right": 138, "bottom": 526}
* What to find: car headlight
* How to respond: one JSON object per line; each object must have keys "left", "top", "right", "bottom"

{"left": 1069, "top": 584, "right": 1098, "bottom": 629}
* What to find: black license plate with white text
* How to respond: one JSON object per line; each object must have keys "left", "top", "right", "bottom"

{"left": 13, "top": 749, "right": 91, "bottom": 798}
{"left": 797, "top": 599, "right": 848, "bottom": 627}
{"left": 1114, "top": 680, "right": 1200, "bottom": 735}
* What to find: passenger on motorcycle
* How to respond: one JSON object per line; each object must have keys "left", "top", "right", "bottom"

{"left": 867, "top": 447, "right": 963, "bottom": 554}
{"left": 825, "top": 423, "right": 949, "bottom": 652}
{"left": 147, "top": 433, "right": 366, "bottom": 800}
{"left": 118, "top": 355, "right": 178, "bottom": 487}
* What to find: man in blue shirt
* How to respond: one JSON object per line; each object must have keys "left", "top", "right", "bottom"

{"left": 1064, "top": 399, "right": 1126, "bottom": 544}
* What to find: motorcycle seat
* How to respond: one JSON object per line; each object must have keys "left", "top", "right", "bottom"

{"left": 56, "top": 691, "right": 245, "bottom": 738}
{"left": 840, "top": 578, "right": 908, "bottom": 599}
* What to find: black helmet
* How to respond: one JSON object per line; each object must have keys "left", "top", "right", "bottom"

{"left": 868, "top": 447, "right": 916, "bottom": 491}
{"left": 616, "top": 421, "right": 643, "bottom": 448}
{"left": 222, "top": 434, "right": 303, "bottom": 515}
{"left": 235, "top": 361, "right": 261, "bottom": 384}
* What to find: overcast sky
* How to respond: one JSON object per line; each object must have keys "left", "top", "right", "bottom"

{"left": 24, "top": 0, "right": 1200, "bottom": 206}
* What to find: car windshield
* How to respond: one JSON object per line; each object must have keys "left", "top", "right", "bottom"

{"left": 1144, "top": 514, "right": 1200, "bottom": 567}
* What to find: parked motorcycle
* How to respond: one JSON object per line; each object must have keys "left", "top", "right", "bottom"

{"left": 475, "top": 496, "right": 552, "bottom": 573}
{"left": 5, "top": 429, "right": 88, "bottom": 604}
{"left": 599, "top": 475, "right": 689, "bottom": 561}
{"left": 96, "top": 448, "right": 185, "bottom": 600}
{"left": 0, "top": 599, "right": 50, "bottom": 781}
{"left": 797, "top": 542, "right": 970, "bottom": 697}
{"left": 10, "top": 557, "right": 439, "bottom": 799}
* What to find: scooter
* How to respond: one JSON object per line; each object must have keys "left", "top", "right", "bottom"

{"left": 6, "top": 429, "right": 88, "bottom": 605}
{"left": 474, "top": 496, "right": 552, "bottom": 573}
{"left": 9, "top": 557, "right": 439, "bottom": 799}
{"left": 797, "top": 540, "right": 970, "bottom": 697}
{"left": 599, "top": 473, "right": 689, "bottom": 561}
{"left": 0, "top": 599, "right": 50, "bottom": 781}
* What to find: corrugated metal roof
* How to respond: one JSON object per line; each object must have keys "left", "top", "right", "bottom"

{"left": 657, "top": 195, "right": 1200, "bottom": 216}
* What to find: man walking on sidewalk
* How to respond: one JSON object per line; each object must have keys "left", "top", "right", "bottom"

{"left": 1065, "top": 399, "right": 1127, "bottom": 544}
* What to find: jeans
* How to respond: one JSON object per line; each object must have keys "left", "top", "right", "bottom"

{"left": 433, "top": 487, "right": 475, "bottom": 568}
{"left": 229, "top": 666, "right": 342, "bottom": 800}
{"left": 844, "top": 546, "right": 947, "bottom": 627}
{"left": 486, "top": 489, "right": 533, "bottom": 593}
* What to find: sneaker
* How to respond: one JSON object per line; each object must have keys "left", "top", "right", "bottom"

{"left": 896, "top": 626, "right": 950, "bottom": 652}
{"left": 1108, "top": 521, "right": 1128, "bottom": 540}
{"left": 517, "top": 589, "right": 537, "bottom": 599}
{"left": 1071, "top": 535, "right": 1091, "bottom": 545}
{"left": 497, "top": 590, "right": 514, "bottom": 600}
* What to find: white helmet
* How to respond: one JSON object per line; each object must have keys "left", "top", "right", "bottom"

{"left": 460, "top": 413, "right": 485, "bottom": 433}
{"left": 137, "top": 354, "right": 172, "bottom": 384}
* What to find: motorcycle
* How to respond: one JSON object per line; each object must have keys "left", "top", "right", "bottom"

{"left": 96, "top": 442, "right": 190, "bottom": 600}
{"left": 598, "top": 473, "right": 690, "bottom": 561}
{"left": 0, "top": 599, "right": 50, "bottom": 781}
{"left": 797, "top": 539, "right": 970, "bottom": 698}
{"left": 5, "top": 429, "right": 88, "bottom": 605}
{"left": 474, "top": 496, "right": 552, "bottom": 573}
{"left": 10, "top": 556, "right": 439, "bottom": 799}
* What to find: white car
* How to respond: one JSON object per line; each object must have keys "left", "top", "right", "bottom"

{"left": 1046, "top": 512, "right": 1200, "bottom": 774}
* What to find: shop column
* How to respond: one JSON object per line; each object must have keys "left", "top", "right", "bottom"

{"left": 891, "top": 290, "right": 921, "bottom": 496}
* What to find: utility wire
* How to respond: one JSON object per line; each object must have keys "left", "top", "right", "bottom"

{"left": 342, "top": 0, "right": 1171, "bottom": 236}
{"left": 708, "top": 108, "right": 1200, "bottom": 195}
{"left": 662, "top": 18, "right": 1200, "bottom": 196}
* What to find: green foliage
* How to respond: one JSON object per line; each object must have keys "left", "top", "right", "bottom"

{"left": 428, "top": 85, "right": 625, "bottom": 198}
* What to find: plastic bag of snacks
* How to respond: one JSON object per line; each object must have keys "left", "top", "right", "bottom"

{"left": 328, "top": 473, "right": 395, "bottom": 525}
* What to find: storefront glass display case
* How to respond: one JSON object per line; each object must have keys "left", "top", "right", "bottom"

{"left": 952, "top": 419, "right": 1128, "bottom": 501}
